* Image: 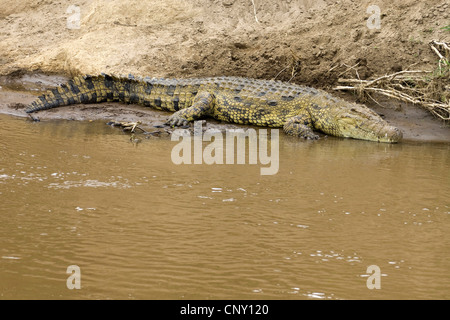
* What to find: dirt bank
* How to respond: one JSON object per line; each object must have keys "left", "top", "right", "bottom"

{"left": 1, "top": 0, "right": 449, "bottom": 81}
{"left": 0, "top": 0, "right": 448, "bottom": 142}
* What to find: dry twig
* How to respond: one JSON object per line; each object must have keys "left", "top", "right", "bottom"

{"left": 333, "top": 41, "right": 450, "bottom": 121}
{"left": 251, "top": 0, "right": 260, "bottom": 24}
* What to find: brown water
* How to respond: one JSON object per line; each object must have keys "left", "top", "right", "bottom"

{"left": 0, "top": 114, "right": 449, "bottom": 300}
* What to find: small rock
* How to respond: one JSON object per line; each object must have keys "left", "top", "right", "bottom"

{"left": 222, "top": 0, "right": 234, "bottom": 7}
{"left": 391, "top": 64, "right": 403, "bottom": 72}
{"left": 351, "top": 29, "right": 362, "bottom": 42}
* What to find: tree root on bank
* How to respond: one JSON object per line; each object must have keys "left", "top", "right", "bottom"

{"left": 106, "top": 120, "right": 170, "bottom": 139}
{"left": 333, "top": 40, "right": 450, "bottom": 121}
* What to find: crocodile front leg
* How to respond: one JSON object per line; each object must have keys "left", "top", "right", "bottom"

{"left": 166, "top": 91, "right": 214, "bottom": 127}
{"left": 283, "top": 114, "right": 319, "bottom": 140}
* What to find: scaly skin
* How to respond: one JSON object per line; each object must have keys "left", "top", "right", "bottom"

{"left": 25, "top": 74, "right": 403, "bottom": 143}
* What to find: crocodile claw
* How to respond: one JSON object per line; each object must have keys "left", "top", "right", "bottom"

{"left": 306, "top": 133, "right": 320, "bottom": 140}
{"left": 165, "top": 114, "right": 190, "bottom": 127}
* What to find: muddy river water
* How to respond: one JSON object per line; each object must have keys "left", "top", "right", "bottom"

{"left": 0, "top": 113, "right": 449, "bottom": 299}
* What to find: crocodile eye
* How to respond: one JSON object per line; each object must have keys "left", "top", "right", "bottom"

{"left": 340, "top": 117, "right": 354, "bottom": 124}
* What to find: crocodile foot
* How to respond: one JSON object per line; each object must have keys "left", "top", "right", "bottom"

{"left": 304, "top": 132, "right": 319, "bottom": 140}
{"left": 165, "top": 114, "right": 190, "bottom": 127}
{"left": 283, "top": 121, "right": 319, "bottom": 140}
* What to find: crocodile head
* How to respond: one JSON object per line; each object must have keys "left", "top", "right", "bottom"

{"left": 311, "top": 101, "right": 403, "bottom": 143}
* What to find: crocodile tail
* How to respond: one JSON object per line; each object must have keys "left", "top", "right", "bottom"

{"left": 25, "top": 73, "right": 146, "bottom": 113}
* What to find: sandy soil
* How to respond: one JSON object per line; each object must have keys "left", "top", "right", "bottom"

{"left": 0, "top": 0, "right": 448, "bottom": 142}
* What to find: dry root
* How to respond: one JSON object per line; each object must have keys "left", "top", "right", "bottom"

{"left": 334, "top": 40, "right": 450, "bottom": 121}
{"left": 107, "top": 120, "right": 144, "bottom": 133}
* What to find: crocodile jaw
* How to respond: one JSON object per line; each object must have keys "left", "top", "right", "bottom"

{"left": 313, "top": 103, "right": 403, "bottom": 143}
{"left": 337, "top": 120, "right": 403, "bottom": 143}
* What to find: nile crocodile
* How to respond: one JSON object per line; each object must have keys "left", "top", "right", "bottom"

{"left": 25, "top": 74, "right": 402, "bottom": 143}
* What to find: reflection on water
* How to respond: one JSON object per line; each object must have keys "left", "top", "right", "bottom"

{"left": 0, "top": 114, "right": 449, "bottom": 299}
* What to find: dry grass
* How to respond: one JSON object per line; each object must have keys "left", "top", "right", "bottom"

{"left": 334, "top": 40, "right": 450, "bottom": 121}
